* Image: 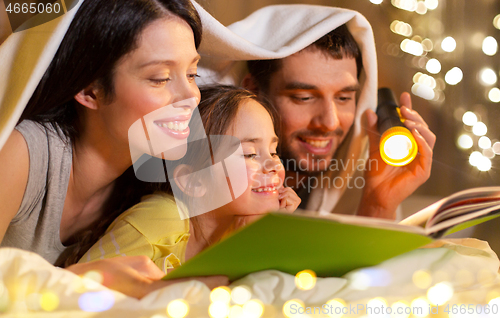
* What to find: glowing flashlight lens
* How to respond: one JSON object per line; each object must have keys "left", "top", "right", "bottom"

{"left": 384, "top": 135, "right": 412, "bottom": 160}
{"left": 380, "top": 127, "right": 418, "bottom": 166}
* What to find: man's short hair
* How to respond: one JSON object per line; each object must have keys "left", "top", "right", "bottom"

{"left": 247, "top": 24, "right": 362, "bottom": 92}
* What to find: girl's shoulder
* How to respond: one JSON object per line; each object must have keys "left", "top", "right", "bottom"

{"left": 106, "top": 192, "right": 189, "bottom": 238}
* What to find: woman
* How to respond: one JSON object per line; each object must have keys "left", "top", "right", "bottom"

{"left": 0, "top": 0, "right": 226, "bottom": 297}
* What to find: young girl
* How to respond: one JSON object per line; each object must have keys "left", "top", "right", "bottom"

{"left": 79, "top": 85, "right": 301, "bottom": 273}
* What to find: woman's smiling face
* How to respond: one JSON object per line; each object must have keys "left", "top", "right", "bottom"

{"left": 95, "top": 17, "right": 201, "bottom": 162}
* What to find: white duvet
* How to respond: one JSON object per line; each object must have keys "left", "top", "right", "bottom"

{"left": 1, "top": 239, "right": 499, "bottom": 317}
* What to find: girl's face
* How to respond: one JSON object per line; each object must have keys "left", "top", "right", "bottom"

{"left": 95, "top": 17, "right": 201, "bottom": 161}
{"left": 221, "top": 99, "right": 285, "bottom": 216}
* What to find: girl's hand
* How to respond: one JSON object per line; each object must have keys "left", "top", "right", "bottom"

{"left": 278, "top": 187, "right": 301, "bottom": 213}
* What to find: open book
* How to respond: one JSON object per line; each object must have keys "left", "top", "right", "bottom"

{"left": 164, "top": 186, "right": 500, "bottom": 281}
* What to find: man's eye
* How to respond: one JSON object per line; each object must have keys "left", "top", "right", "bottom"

{"left": 291, "top": 95, "right": 313, "bottom": 102}
{"left": 244, "top": 154, "right": 257, "bottom": 159}
{"left": 271, "top": 153, "right": 279, "bottom": 158}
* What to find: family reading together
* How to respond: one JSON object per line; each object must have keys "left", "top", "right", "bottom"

{"left": 0, "top": 0, "right": 435, "bottom": 299}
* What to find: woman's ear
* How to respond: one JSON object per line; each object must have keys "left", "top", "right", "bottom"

{"left": 241, "top": 73, "right": 259, "bottom": 94}
{"left": 173, "top": 164, "right": 207, "bottom": 198}
{"left": 74, "top": 83, "right": 101, "bottom": 110}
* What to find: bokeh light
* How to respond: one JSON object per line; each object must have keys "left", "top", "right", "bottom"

{"left": 391, "top": 20, "right": 412, "bottom": 37}
{"left": 488, "top": 88, "right": 500, "bottom": 102}
{"left": 441, "top": 36, "right": 456, "bottom": 52}
{"left": 370, "top": 0, "right": 384, "bottom": 4}
{"left": 462, "top": 111, "right": 478, "bottom": 126}
{"left": 391, "top": 301, "right": 411, "bottom": 318}
{"left": 445, "top": 67, "right": 463, "bottom": 85}
{"left": 401, "top": 39, "right": 424, "bottom": 56}
{"left": 482, "top": 36, "right": 498, "bottom": 56}
{"left": 493, "top": 142, "right": 500, "bottom": 154}
{"left": 415, "top": 1, "right": 427, "bottom": 14}
{"left": 478, "top": 136, "right": 492, "bottom": 149}
{"left": 479, "top": 68, "right": 497, "bottom": 86}
{"left": 231, "top": 286, "right": 252, "bottom": 305}
{"left": 427, "top": 282, "right": 454, "bottom": 305}
{"left": 472, "top": 122, "right": 487, "bottom": 136}
{"left": 242, "top": 300, "right": 264, "bottom": 318}
{"left": 326, "top": 299, "right": 346, "bottom": 318}
{"left": 424, "top": 0, "right": 438, "bottom": 10}
{"left": 283, "top": 299, "right": 304, "bottom": 318}
{"left": 78, "top": 290, "right": 115, "bottom": 312}
{"left": 469, "top": 151, "right": 483, "bottom": 167}
{"left": 412, "top": 270, "right": 432, "bottom": 288}
{"left": 229, "top": 305, "right": 243, "bottom": 318}
{"left": 477, "top": 156, "right": 492, "bottom": 171}
{"left": 426, "top": 58, "right": 441, "bottom": 74}
{"left": 211, "top": 287, "right": 231, "bottom": 304}
{"left": 209, "top": 301, "right": 230, "bottom": 318}
{"left": 392, "top": 0, "right": 418, "bottom": 12}
{"left": 411, "top": 297, "right": 430, "bottom": 318}
{"left": 457, "top": 134, "right": 473, "bottom": 149}
{"left": 295, "top": 269, "right": 317, "bottom": 290}
{"left": 40, "top": 291, "right": 59, "bottom": 312}
{"left": 494, "top": 14, "right": 500, "bottom": 30}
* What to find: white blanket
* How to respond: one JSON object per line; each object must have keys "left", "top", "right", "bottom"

{"left": 1, "top": 239, "right": 499, "bottom": 317}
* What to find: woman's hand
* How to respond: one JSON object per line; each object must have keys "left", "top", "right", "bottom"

{"left": 67, "top": 255, "right": 228, "bottom": 298}
{"left": 278, "top": 187, "right": 301, "bottom": 213}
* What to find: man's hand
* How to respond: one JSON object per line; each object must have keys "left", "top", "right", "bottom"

{"left": 358, "top": 92, "right": 436, "bottom": 219}
{"left": 67, "top": 256, "right": 229, "bottom": 299}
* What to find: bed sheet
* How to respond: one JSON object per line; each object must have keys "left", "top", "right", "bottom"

{"left": 1, "top": 238, "right": 499, "bottom": 318}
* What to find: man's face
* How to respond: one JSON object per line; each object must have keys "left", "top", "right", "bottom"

{"left": 266, "top": 48, "right": 359, "bottom": 175}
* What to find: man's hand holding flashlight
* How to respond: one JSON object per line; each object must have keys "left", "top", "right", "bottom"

{"left": 357, "top": 92, "right": 436, "bottom": 220}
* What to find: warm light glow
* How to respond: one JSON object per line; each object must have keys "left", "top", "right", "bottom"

{"left": 426, "top": 58, "right": 441, "bottom": 74}
{"left": 445, "top": 67, "right": 463, "bottom": 85}
{"left": 167, "top": 299, "right": 189, "bottom": 318}
{"left": 441, "top": 36, "right": 456, "bottom": 52}
{"left": 211, "top": 287, "right": 231, "bottom": 304}
{"left": 391, "top": 20, "right": 412, "bottom": 37}
{"left": 384, "top": 135, "right": 412, "bottom": 160}
{"left": 411, "top": 297, "right": 430, "bottom": 318}
{"left": 483, "top": 148, "right": 495, "bottom": 159}
{"left": 416, "top": 1, "right": 427, "bottom": 14}
{"left": 412, "top": 270, "right": 432, "bottom": 289}
{"left": 209, "top": 301, "right": 230, "bottom": 318}
{"left": 427, "top": 282, "right": 454, "bottom": 305}
{"left": 370, "top": 0, "right": 384, "bottom": 4}
{"left": 391, "top": 301, "right": 411, "bottom": 318}
{"left": 424, "top": 0, "right": 438, "bottom": 10}
{"left": 480, "top": 68, "right": 497, "bottom": 85}
{"left": 392, "top": 0, "right": 417, "bottom": 12}
{"left": 326, "top": 299, "right": 346, "bottom": 318}
{"left": 478, "top": 136, "right": 492, "bottom": 149}
{"left": 413, "top": 72, "right": 436, "bottom": 88}
{"left": 493, "top": 142, "right": 500, "bottom": 154}
{"left": 401, "top": 39, "right": 424, "bottom": 56}
{"left": 40, "top": 292, "right": 59, "bottom": 312}
{"left": 472, "top": 122, "right": 487, "bottom": 136}
{"left": 488, "top": 87, "right": 500, "bottom": 102}
{"left": 477, "top": 156, "right": 492, "bottom": 171}
{"left": 482, "top": 36, "right": 498, "bottom": 56}
{"left": 421, "top": 38, "right": 433, "bottom": 51}
{"left": 283, "top": 299, "right": 304, "bottom": 318}
{"left": 229, "top": 305, "right": 243, "bottom": 318}
{"left": 411, "top": 83, "right": 435, "bottom": 100}
{"left": 462, "top": 111, "right": 478, "bottom": 126}
{"left": 494, "top": 14, "right": 500, "bottom": 30}
{"left": 367, "top": 297, "right": 387, "bottom": 309}
{"left": 295, "top": 270, "right": 317, "bottom": 290}
{"left": 457, "top": 134, "right": 473, "bottom": 149}
{"left": 81, "top": 270, "right": 104, "bottom": 290}
{"left": 231, "top": 286, "right": 252, "bottom": 305}
{"left": 469, "top": 151, "right": 483, "bottom": 167}
{"left": 242, "top": 300, "right": 264, "bottom": 318}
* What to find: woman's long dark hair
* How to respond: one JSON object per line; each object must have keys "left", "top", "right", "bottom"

{"left": 30, "top": 0, "right": 202, "bottom": 266}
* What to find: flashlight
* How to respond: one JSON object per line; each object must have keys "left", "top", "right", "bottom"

{"left": 377, "top": 88, "right": 418, "bottom": 167}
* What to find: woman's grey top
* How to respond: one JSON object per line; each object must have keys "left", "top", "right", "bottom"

{"left": 1, "top": 120, "right": 72, "bottom": 265}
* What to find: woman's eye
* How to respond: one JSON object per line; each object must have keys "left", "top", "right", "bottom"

{"left": 291, "top": 95, "right": 313, "bottom": 102}
{"left": 150, "top": 78, "right": 170, "bottom": 85}
{"left": 244, "top": 154, "right": 257, "bottom": 159}
{"left": 187, "top": 73, "right": 200, "bottom": 82}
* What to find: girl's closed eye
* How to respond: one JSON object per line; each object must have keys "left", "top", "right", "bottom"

{"left": 150, "top": 78, "right": 170, "bottom": 86}
{"left": 244, "top": 153, "right": 257, "bottom": 159}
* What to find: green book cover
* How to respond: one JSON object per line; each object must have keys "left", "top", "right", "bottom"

{"left": 164, "top": 213, "right": 433, "bottom": 281}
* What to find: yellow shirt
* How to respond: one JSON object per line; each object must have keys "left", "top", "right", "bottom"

{"left": 79, "top": 193, "right": 190, "bottom": 273}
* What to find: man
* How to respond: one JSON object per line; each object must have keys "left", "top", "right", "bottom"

{"left": 241, "top": 25, "right": 435, "bottom": 220}
{"left": 196, "top": 4, "right": 435, "bottom": 220}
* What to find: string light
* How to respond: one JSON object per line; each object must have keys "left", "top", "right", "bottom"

{"left": 472, "top": 122, "right": 487, "bottom": 136}
{"left": 445, "top": 67, "right": 463, "bottom": 85}
{"left": 401, "top": 39, "right": 424, "bottom": 56}
{"left": 478, "top": 136, "right": 492, "bottom": 149}
{"left": 479, "top": 68, "right": 497, "bottom": 85}
{"left": 424, "top": 0, "right": 438, "bottom": 10}
{"left": 482, "top": 36, "right": 498, "bottom": 56}
{"left": 370, "top": 0, "right": 384, "bottom": 4}
{"left": 426, "top": 58, "right": 441, "bottom": 74}
{"left": 441, "top": 36, "right": 456, "bottom": 52}
{"left": 427, "top": 282, "right": 454, "bottom": 305}
{"left": 462, "top": 111, "right": 478, "bottom": 126}
{"left": 488, "top": 87, "right": 500, "bottom": 102}
{"left": 457, "top": 134, "right": 473, "bottom": 149}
